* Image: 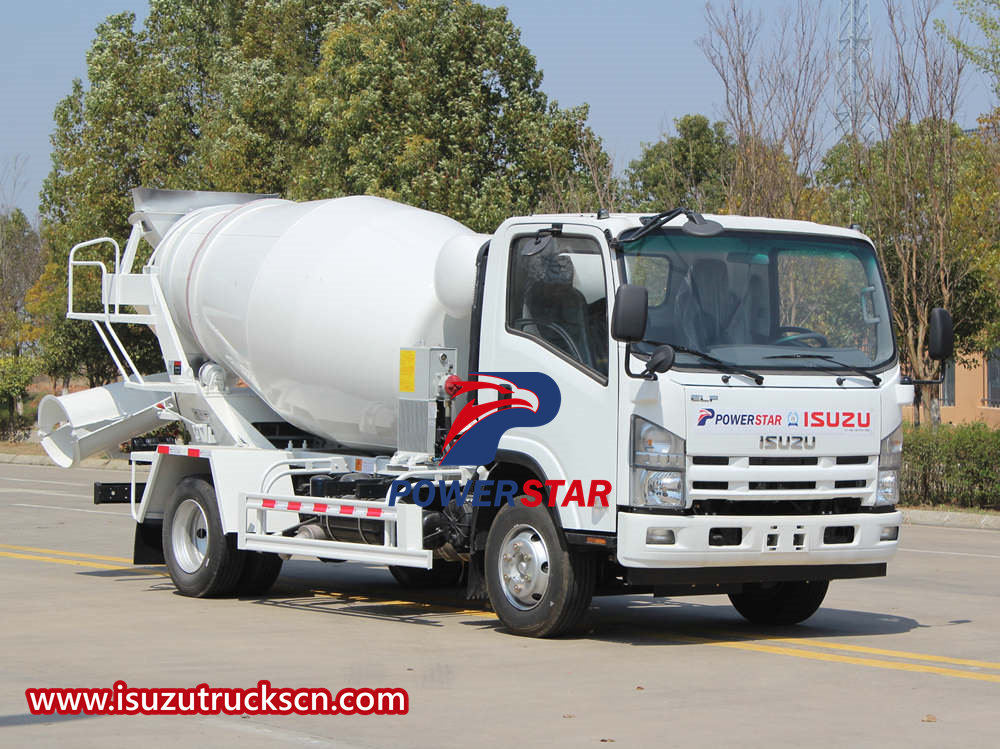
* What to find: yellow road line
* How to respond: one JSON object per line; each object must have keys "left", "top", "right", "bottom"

{"left": 0, "top": 550, "right": 125, "bottom": 570}
{"left": 6, "top": 547, "right": 997, "bottom": 682}
{"left": 694, "top": 637, "right": 1000, "bottom": 684}
{"left": 770, "top": 638, "right": 1000, "bottom": 671}
{"left": 0, "top": 543, "right": 131, "bottom": 563}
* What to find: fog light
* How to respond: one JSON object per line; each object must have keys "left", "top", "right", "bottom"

{"left": 646, "top": 528, "right": 676, "bottom": 545}
{"left": 880, "top": 526, "right": 900, "bottom": 541}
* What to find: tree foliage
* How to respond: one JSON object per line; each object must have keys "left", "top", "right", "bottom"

{"left": 625, "top": 114, "right": 731, "bottom": 213}
{"left": 34, "top": 0, "right": 610, "bottom": 383}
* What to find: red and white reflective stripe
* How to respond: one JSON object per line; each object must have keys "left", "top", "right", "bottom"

{"left": 256, "top": 498, "right": 384, "bottom": 517}
{"left": 156, "top": 445, "right": 203, "bottom": 458}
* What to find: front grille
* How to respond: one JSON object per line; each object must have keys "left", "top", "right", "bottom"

{"left": 693, "top": 480, "right": 729, "bottom": 490}
{"left": 691, "top": 498, "right": 864, "bottom": 516}
{"left": 749, "top": 456, "right": 818, "bottom": 466}
{"left": 686, "top": 452, "right": 877, "bottom": 510}
{"left": 693, "top": 456, "right": 730, "bottom": 466}
{"left": 749, "top": 480, "right": 816, "bottom": 491}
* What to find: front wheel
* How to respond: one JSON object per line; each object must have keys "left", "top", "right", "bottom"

{"left": 162, "top": 476, "right": 244, "bottom": 597}
{"left": 485, "top": 502, "right": 594, "bottom": 637}
{"left": 728, "top": 580, "right": 829, "bottom": 625}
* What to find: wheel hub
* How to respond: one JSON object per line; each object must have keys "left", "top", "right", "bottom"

{"left": 498, "top": 524, "right": 550, "bottom": 610}
{"left": 172, "top": 498, "right": 209, "bottom": 573}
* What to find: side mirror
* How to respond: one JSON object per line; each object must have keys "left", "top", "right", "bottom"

{"left": 644, "top": 345, "right": 675, "bottom": 375}
{"left": 611, "top": 284, "right": 648, "bottom": 342}
{"left": 929, "top": 308, "right": 954, "bottom": 361}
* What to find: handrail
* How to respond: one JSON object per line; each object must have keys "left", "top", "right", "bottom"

{"left": 68, "top": 237, "right": 120, "bottom": 317}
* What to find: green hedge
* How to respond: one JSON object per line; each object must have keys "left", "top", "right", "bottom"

{"left": 901, "top": 423, "right": 1000, "bottom": 510}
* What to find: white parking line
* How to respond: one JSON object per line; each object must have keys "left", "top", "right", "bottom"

{"left": 0, "top": 488, "right": 92, "bottom": 499}
{"left": 11, "top": 503, "right": 124, "bottom": 516}
{"left": 0, "top": 476, "right": 90, "bottom": 488}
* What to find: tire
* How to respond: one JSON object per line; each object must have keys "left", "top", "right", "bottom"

{"left": 237, "top": 552, "right": 284, "bottom": 596}
{"left": 389, "top": 561, "right": 464, "bottom": 589}
{"left": 162, "top": 475, "right": 244, "bottom": 597}
{"left": 729, "top": 580, "right": 829, "bottom": 625}
{"left": 484, "top": 501, "right": 595, "bottom": 638}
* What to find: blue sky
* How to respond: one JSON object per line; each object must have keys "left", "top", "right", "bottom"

{"left": 1, "top": 1, "right": 994, "bottom": 218}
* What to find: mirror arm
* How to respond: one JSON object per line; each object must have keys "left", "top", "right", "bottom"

{"left": 624, "top": 343, "right": 657, "bottom": 381}
{"left": 900, "top": 362, "right": 946, "bottom": 386}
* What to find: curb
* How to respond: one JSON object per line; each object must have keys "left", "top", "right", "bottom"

{"left": 901, "top": 508, "right": 1000, "bottom": 532}
{"left": 0, "top": 453, "right": 132, "bottom": 471}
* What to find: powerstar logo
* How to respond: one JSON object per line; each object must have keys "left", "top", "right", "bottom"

{"left": 388, "top": 372, "right": 613, "bottom": 508}
{"left": 439, "top": 372, "right": 560, "bottom": 466}
{"left": 696, "top": 410, "right": 784, "bottom": 427}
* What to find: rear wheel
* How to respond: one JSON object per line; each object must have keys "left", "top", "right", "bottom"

{"left": 485, "top": 502, "right": 594, "bottom": 637}
{"left": 388, "top": 561, "right": 464, "bottom": 588}
{"left": 162, "top": 476, "right": 244, "bottom": 597}
{"left": 729, "top": 580, "right": 829, "bottom": 625}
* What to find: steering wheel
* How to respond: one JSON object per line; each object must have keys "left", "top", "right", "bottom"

{"left": 772, "top": 326, "right": 829, "bottom": 348}
{"left": 513, "top": 318, "right": 586, "bottom": 363}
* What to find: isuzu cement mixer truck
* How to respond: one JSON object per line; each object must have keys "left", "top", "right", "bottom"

{"left": 37, "top": 188, "right": 952, "bottom": 637}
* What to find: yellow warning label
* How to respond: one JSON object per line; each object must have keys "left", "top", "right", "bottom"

{"left": 399, "top": 349, "right": 416, "bottom": 393}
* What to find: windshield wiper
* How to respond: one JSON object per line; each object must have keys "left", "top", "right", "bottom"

{"left": 644, "top": 340, "right": 764, "bottom": 385}
{"left": 762, "top": 353, "right": 881, "bottom": 385}
{"left": 615, "top": 208, "right": 724, "bottom": 246}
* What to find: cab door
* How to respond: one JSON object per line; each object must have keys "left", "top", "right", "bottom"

{"left": 478, "top": 222, "right": 619, "bottom": 532}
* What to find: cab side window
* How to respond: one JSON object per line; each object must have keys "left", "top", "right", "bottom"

{"left": 506, "top": 234, "right": 608, "bottom": 377}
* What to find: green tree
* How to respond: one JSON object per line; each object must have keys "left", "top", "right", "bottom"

{"left": 292, "top": 0, "right": 605, "bottom": 232}
{"left": 939, "top": 0, "right": 1000, "bottom": 97}
{"left": 35, "top": 0, "right": 609, "bottom": 384}
{"left": 0, "top": 355, "right": 38, "bottom": 437}
{"left": 625, "top": 114, "right": 731, "bottom": 213}
{"left": 818, "top": 122, "right": 1000, "bottom": 424}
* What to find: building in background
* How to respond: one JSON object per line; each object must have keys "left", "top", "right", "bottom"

{"left": 934, "top": 354, "right": 1000, "bottom": 426}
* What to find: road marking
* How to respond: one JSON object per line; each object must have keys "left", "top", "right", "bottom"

{"left": 5, "top": 540, "right": 997, "bottom": 684}
{"left": 11, "top": 503, "right": 124, "bottom": 516}
{"left": 0, "top": 489, "right": 92, "bottom": 499}
{"left": 688, "top": 637, "right": 1000, "bottom": 683}
{"left": 0, "top": 551, "right": 125, "bottom": 570}
{"left": 898, "top": 547, "right": 1000, "bottom": 560}
{"left": 0, "top": 543, "right": 132, "bottom": 563}
{"left": 0, "top": 476, "right": 90, "bottom": 488}
{"left": 769, "top": 638, "right": 1000, "bottom": 670}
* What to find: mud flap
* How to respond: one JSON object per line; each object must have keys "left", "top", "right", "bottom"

{"left": 133, "top": 521, "right": 164, "bottom": 564}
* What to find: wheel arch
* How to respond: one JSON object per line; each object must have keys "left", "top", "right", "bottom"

{"left": 476, "top": 449, "right": 568, "bottom": 552}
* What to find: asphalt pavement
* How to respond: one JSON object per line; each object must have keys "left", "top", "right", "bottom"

{"left": 1, "top": 461, "right": 998, "bottom": 748}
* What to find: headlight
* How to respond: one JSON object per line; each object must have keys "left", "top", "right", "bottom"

{"left": 876, "top": 470, "right": 899, "bottom": 506}
{"left": 632, "top": 416, "right": 685, "bottom": 470}
{"left": 632, "top": 417, "right": 685, "bottom": 507}
{"left": 879, "top": 423, "right": 903, "bottom": 470}
{"left": 876, "top": 424, "right": 902, "bottom": 507}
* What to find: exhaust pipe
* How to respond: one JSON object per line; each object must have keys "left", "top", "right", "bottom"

{"left": 37, "top": 376, "right": 171, "bottom": 468}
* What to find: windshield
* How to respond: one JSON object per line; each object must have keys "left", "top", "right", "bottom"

{"left": 621, "top": 230, "right": 895, "bottom": 371}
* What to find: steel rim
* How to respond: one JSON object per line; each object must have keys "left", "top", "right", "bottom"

{"left": 172, "top": 498, "right": 209, "bottom": 574}
{"left": 497, "top": 523, "right": 550, "bottom": 610}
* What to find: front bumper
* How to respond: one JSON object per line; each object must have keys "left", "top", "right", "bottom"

{"left": 617, "top": 509, "right": 902, "bottom": 568}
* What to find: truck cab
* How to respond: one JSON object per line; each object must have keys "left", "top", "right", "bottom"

{"left": 471, "top": 210, "right": 948, "bottom": 633}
